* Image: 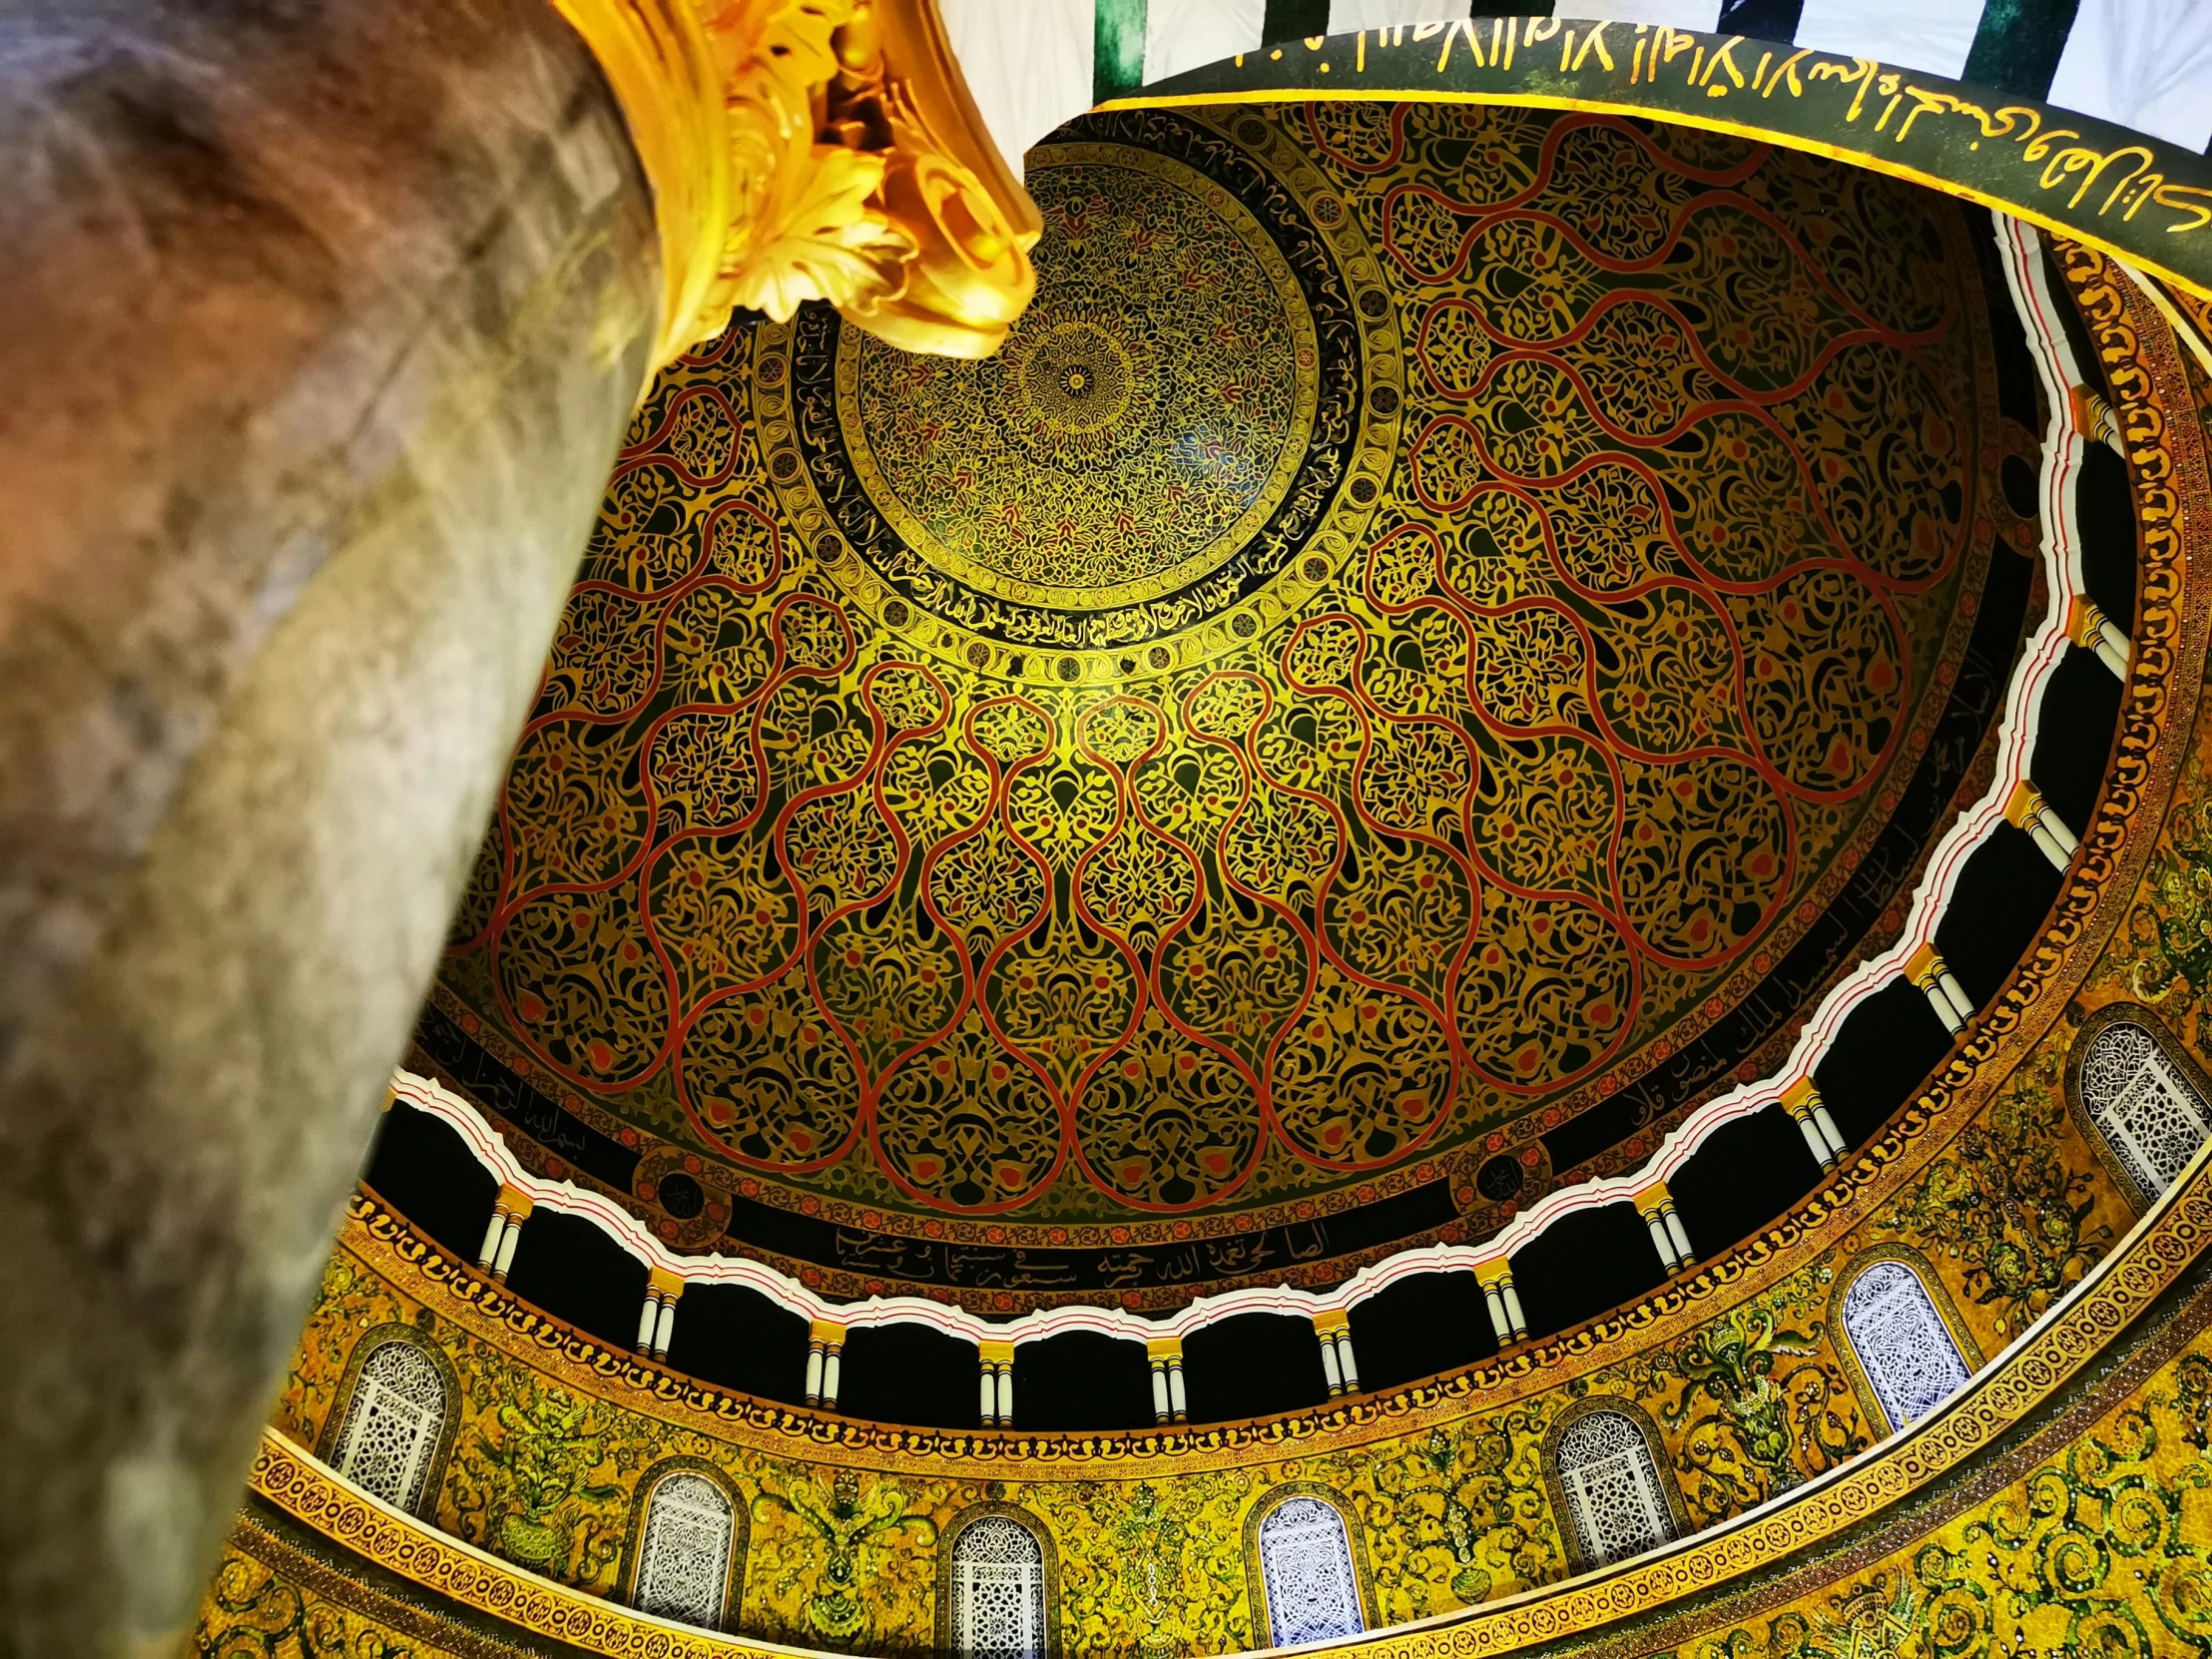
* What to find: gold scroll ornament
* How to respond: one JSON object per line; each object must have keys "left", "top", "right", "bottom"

{"left": 551, "top": 0, "right": 1040, "bottom": 370}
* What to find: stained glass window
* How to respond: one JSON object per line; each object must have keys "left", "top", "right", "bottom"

{"left": 332, "top": 1340, "right": 444, "bottom": 1515}
{"left": 951, "top": 1513, "right": 1045, "bottom": 1658}
{"left": 1554, "top": 1410, "right": 1676, "bottom": 1569}
{"left": 1258, "top": 1495, "right": 1365, "bottom": 1648}
{"left": 1843, "top": 1260, "right": 1973, "bottom": 1432}
{"left": 2079, "top": 1018, "right": 2212, "bottom": 1201}
{"left": 634, "top": 1471, "right": 735, "bottom": 1630}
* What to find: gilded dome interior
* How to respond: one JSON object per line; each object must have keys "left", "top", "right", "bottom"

{"left": 416, "top": 101, "right": 2043, "bottom": 1323}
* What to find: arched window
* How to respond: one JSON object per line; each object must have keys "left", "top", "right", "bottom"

{"left": 633, "top": 1471, "right": 737, "bottom": 1630}
{"left": 2078, "top": 1016, "right": 2212, "bottom": 1203}
{"left": 1256, "top": 1495, "right": 1366, "bottom": 1648}
{"left": 1553, "top": 1409, "right": 1677, "bottom": 1569}
{"left": 1842, "top": 1259, "right": 1973, "bottom": 1432}
{"left": 330, "top": 1337, "right": 447, "bottom": 1514}
{"left": 949, "top": 1513, "right": 1046, "bottom": 1658}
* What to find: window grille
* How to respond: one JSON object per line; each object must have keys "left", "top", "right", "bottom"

{"left": 2080, "top": 1018, "right": 2212, "bottom": 1200}
{"left": 332, "top": 1340, "right": 445, "bottom": 1514}
{"left": 1842, "top": 1260, "right": 1973, "bottom": 1432}
{"left": 950, "top": 1513, "right": 1046, "bottom": 1658}
{"left": 1257, "top": 1495, "right": 1365, "bottom": 1648}
{"left": 1554, "top": 1410, "right": 1675, "bottom": 1569}
{"left": 634, "top": 1472, "right": 736, "bottom": 1629}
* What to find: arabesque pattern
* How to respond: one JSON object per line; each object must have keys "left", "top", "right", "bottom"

{"left": 188, "top": 207, "right": 2212, "bottom": 1659}
{"left": 438, "top": 102, "right": 2010, "bottom": 1276}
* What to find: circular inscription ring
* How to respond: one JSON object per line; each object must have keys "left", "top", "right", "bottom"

{"left": 751, "top": 110, "right": 1405, "bottom": 683}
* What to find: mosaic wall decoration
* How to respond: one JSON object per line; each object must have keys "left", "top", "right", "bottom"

{"left": 213, "top": 1087, "right": 2199, "bottom": 1659}
{"left": 1629, "top": 1282, "right": 2212, "bottom": 1659}
{"left": 197, "top": 1534, "right": 489, "bottom": 1658}
{"left": 188, "top": 1269, "right": 2212, "bottom": 1659}
{"left": 425, "top": 100, "right": 2039, "bottom": 1304}
{"left": 266, "top": 919, "right": 2173, "bottom": 1659}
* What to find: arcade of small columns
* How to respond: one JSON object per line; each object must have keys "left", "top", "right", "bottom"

{"left": 451, "top": 784, "right": 2108, "bottom": 1428}
{"left": 472, "top": 1194, "right": 1365, "bottom": 1426}
{"left": 459, "top": 1101, "right": 1851, "bottom": 1431}
{"left": 451, "top": 844, "right": 2117, "bottom": 1433}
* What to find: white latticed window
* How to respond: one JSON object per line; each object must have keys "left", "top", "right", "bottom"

{"left": 950, "top": 1514, "right": 1046, "bottom": 1658}
{"left": 332, "top": 1339, "right": 445, "bottom": 1514}
{"left": 1554, "top": 1410, "right": 1676, "bottom": 1569}
{"left": 1258, "top": 1495, "right": 1365, "bottom": 1648}
{"left": 634, "top": 1472, "right": 735, "bottom": 1629}
{"left": 2080, "top": 1019, "right": 2212, "bottom": 1200}
{"left": 1843, "top": 1260, "right": 1973, "bottom": 1432}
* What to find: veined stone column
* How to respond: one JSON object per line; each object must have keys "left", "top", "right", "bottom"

{"left": 0, "top": 2, "right": 1033, "bottom": 1649}
{"left": 0, "top": 6, "right": 657, "bottom": 1649}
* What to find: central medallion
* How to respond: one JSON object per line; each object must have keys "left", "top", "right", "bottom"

{"left": 1018, "top": 318, "right": 1136, "bottom": 435}
{"left": 754, "top": 116, "right": 1403, "bottom": 679}
{"left": 837, "top": 144, "right": 1316, "bottom": 610}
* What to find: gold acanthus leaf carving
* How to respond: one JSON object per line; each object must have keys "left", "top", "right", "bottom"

{"left": 551, "top": 0, "right": 1040, "bottom": 371}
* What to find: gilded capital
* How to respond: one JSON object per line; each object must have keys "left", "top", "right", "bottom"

{"left": 550, "top": 0, "right": 1040, "bottom": 371}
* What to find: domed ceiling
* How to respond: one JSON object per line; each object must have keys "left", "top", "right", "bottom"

{"left": 421, "top": 101, "right": 2034, "bottom": 1309}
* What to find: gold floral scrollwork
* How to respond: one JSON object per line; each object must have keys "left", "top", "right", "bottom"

{"left": 550, "top": 0, "right": 1040, "bottom": 372}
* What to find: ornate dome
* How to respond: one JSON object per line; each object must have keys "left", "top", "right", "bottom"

{"left": 420, "top": 100, "right": 2036, "bottom": 1311}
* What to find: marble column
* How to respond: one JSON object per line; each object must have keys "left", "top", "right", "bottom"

{"left": 1476, "top": 1260, "right": 1527, "bottom": 1344}
{"left": 1907, "top": 944, "right": 1976, "bottom": 1035}
{"left": 0, "top": 1, "right": 656, "bottom": 1650}
{"left": 1782, "top": 1079, "right": 1848, "bottom": 1171}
